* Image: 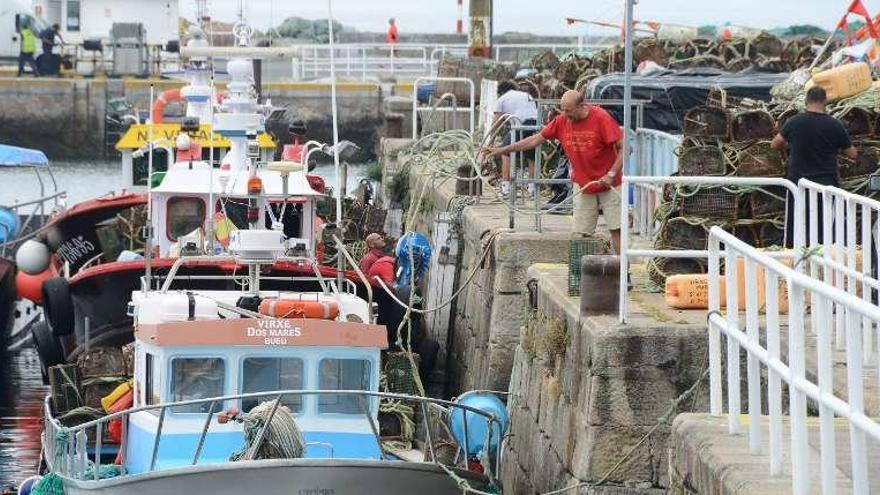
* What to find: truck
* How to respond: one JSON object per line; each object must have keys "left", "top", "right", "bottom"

{"left": 0, "top": 0, "right": 49, "bottom": 61}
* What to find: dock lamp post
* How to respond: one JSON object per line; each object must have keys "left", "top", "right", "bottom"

{"left": 618, "top": 0, "right": 635, "bottom": 324}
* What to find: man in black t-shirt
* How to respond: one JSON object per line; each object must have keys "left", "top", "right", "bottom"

{"left": 771, "top": 86, "right": 857, "bottom": 247}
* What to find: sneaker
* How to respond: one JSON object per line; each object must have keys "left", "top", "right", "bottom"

{"left": 499, "top": 181, "right": 510, "bottom": 198}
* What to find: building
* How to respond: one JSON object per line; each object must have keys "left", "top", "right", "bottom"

{"left": 32, "top": 0, "right": 179, "bottom": 45}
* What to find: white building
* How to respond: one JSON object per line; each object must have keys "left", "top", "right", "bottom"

{"left": 32, "top": 0, "right": 179, "bottom": 45}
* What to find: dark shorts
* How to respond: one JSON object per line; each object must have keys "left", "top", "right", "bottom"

{"left": 503, "top": 118, "right": 537, "bottom": 162}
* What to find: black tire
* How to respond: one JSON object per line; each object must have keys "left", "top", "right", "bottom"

{"left": 42, "top": 277, "right": 74, "bottom": 337}
{"left": 31, "top": 320, "right": 65, "bottom": 384}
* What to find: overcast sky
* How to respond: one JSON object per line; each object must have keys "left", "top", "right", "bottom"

{"left": 184, "top": 0, "right": 864, "bottom": 35}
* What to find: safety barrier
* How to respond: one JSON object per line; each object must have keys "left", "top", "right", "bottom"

{"left": 630, "top": 129, "right": 680, "bottom": 238}
{"left": 618, "top": 176, "right": 799, "bottom": 323}
{"left": 292, "top": 43, "right": 610, "bottom": 81}
{"left": 412, "top": 77, "right": 475, "bottom": 139}
{"left": 796, "top": 178, "right": 880, "bottom": 360}
{"left": 707, "top": 226, "right": 880, "bottom": 495}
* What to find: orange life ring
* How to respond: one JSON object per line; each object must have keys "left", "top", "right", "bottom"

{"left": 258, "top": 298, "right": 340, "bottom": 319}
{"left": 150, "top": 88, "right": 183, "bottom": 124}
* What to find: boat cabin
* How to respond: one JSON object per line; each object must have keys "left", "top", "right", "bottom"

{"left": 127, "top": 289, "right": 387, "bottom": 474}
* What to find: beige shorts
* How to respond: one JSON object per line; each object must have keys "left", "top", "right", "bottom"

{"left": 572, "top": 187, "right": 622, "bottom": 235}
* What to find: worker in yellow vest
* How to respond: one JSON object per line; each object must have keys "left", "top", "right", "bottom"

{"left": 17, "top": 24, "right": 40, "bottom": 77}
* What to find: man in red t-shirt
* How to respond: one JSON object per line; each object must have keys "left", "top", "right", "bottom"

{"left": 483, "top": 90, "right": 625, "bottom": 252}
{"left": 358, "top": 232, "right": 387, "bottom": 274}
{"left": 386, "top": 18, "right": 399, "bottom": 44}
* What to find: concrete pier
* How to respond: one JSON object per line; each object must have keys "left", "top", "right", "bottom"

{"left": 379, "top": 138, "right": 711, "bottom": 492}
{"left": 0, "top": 77, "right": 412, "bottom": 158}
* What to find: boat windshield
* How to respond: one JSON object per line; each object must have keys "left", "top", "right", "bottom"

{"left": 170, "top": 357, "right": 225, "bottom": 413}
{"left": 241, "top": 357, "right": 304, "bottom": 413}
{"left": 318, "top": 358, "right": 371, "bottom": 414}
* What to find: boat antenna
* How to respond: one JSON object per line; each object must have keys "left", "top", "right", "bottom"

{"left": 208, "top": 72, "right": 216, "bottom": 254}
{"left": 327, "top": 0, "right": 344, "bottom": 289}
{"left": 145, "top": 84, "right": 155, "bottom": 293}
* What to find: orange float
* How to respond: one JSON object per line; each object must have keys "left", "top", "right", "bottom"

{"left": 258, "top": 298, "right": 340, "bottom": 319}
{"left": 15, "top": 268, "right": 53, "bottom": 303}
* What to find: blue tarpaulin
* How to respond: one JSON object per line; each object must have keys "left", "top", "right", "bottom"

{"left": 0, "top": 145, "right": 49, "bottom": 167}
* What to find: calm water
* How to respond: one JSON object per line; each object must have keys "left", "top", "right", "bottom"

{"left": 0, "top": 158, "right": 367, "bottom": 489}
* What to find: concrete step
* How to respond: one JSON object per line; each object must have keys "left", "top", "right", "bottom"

{"left": 669, "top": 413, "right": 880, "bottom": 494}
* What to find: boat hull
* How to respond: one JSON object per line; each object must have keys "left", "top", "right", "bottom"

{"left": 58, "top": 459, "right": 494, "bottom": 495}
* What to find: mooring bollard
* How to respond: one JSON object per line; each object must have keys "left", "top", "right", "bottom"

{"left": 580, "top": 254, "right": 620, "bottom": 315}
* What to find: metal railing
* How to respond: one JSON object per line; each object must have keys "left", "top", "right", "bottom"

{"left": 796, "top": 178, "right": 880, "bottom": 359}
{"left": 619, "top": 176, "right": 799, "bottom": 323}
{"left": 412, "top": 77, "right": 475, "bottom": 139}
{"left": 630, "top": 129, "right": 680, "bottom": 238}
{"left": 43, "top": 389, "right": 505, "bottom": 482}
{"left": 0, "top": 165, "right": 65, "bottom": 258}
{"left": 707, "top": 226, "right": 880, "bottom": 495}
{"left": 291, "top": 42, "right": 611, "bottom": 82}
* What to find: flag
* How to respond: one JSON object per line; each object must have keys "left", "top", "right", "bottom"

{"left": 840, "top": 0, "right": 878, "bottom": 41}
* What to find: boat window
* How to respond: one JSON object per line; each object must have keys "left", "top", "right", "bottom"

{"left": 132, "top": 150, "right": 170, "bottom": 187}
{"left": 241, "top": 358, "right": 304, "bottom": 413}
{"left": 215, "top": 200, "right": 301, "bottom": 237}
{"left": 145, "top": 353, "right": 160, "bottom": 406}
{"left": 170, "top": 358, "right": 225, "bottom": 413}
{"left": 66, "top": 1, "right": 81, "bottom": 32}
{"left": 318, "top": 359, "right": 371, "bottom": 414}
{"left": 166, "top": 197, "right": 206, "bottom": 241}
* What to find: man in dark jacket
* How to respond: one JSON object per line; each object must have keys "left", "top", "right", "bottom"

{"left": 771, "top": 86, "right": 857, "bottom": 247}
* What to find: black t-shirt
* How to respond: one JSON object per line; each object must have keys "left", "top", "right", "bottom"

{"left": 781, "top": 111, "right": 851, "bottom": 184}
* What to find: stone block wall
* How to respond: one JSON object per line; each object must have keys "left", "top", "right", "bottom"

{"left": 501, "top": 265, "right": 709, "bottom": 493}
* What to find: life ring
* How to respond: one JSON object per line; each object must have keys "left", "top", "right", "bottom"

{"left": 150, "top": 88, "right": 182, "bottom": 124}
{"left": 258, "top": 298, "right": 340, "bottom": 319}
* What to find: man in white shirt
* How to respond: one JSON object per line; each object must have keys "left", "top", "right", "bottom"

{"left": 494, "top": 80, "right": 539, "bottom": 197}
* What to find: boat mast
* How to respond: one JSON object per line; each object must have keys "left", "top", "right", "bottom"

{"left": 327, "top": 0, "right": 344, "bottom": 289}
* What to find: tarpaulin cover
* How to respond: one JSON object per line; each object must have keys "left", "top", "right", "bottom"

{"left": 586, "top": 68, "right": 790, "bottom": 133}
{"left": 0, "top": 144, "right": 48, "bottom": 167}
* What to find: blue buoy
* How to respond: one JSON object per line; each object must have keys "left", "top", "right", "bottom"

{"left": 449, "top": 391, "right": 509, "bottom": 456}
{"left": 395, "top": 232, "right": 432, "bottom": 286}
{"left": 0, "top": 207, "right": 20, "bottom": 245}
{"left": 17, "top": 475, "right": 41, "bottom": 495}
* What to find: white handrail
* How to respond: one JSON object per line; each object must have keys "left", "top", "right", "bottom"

{"left": 708, "top": 226, "right": 880, "bottom": 495}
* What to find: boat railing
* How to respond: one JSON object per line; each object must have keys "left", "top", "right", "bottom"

{"left": 43, "top": 389, "right": 505, "bottom": 482}
{"left": 157, "top": 255, "right": 334, "bottom": 295}
{"left": 0, "top": 189, "right": 67, "bottom": 258}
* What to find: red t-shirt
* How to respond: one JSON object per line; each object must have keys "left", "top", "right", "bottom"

{"left": 540, "top": 106, "right": 624, "bottom": 193}
{"left": 358, "top": 249, "right": 384, "bottom": 274}
{"left": 386, "top": 25, "right": 399, "bottom": 44}
{"left": 367, "top": 256, "right": 395, "bottom": 287}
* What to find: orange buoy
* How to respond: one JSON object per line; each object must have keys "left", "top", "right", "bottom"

{"left": 259, "top": 298, "right": 340, "bottom": 319}
{"left": 15, "top": 268, "right": 53, "bottom": 303}
{"left": 150, "top": 88, "right": 183, "bottom": 124}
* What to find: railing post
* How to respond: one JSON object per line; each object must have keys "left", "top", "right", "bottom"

{"left": 618, "top": 176, "right": 630, "bottom": 323}
{"left": 724, "top": 245, "right": 741, "bottom": 435}
{"left": 149, "top": 406, "right": 166, "bottom": 472}
{"left": 94, "top": 421, "right": 103, "bottom": 481}
{"left": 845, "top": 300, "right": 869, "bottom": 493}
{"left": 764, "top": 271, "right": 783, "bottom": 475}
{"left": 814, "top": 290, "right": 837, "bottom": 493}
{"left": 192, "top": 400, "right": 216, "bottom": 465}
{"left": 420, "top": 401, "right": 436, "bottom": 463}
{"left": 788, "top": 286, "right": 809, "bottom": 495}
{"left": 743, "top": 259, "right": 762, "bottom": 454}
{"left": 708, "top": 233, "right": 722, "bottom": 416}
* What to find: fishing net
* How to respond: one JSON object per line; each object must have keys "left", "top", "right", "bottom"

{"left": 383, "top": 352, "right": 422, "bottom": 395}
{"left": 229, "top": 399, "right": 305, "bottom": 461}
{"left": 678, "top": 186, "right": 740, "bottom": 220}
{"left": 568, "top": 236, "right": 612, "bottom": 296}
{"left": 647, "top": 257, "right": 707, "bottom": 287}
{"left": 838, "top": 107, "right": 875, "bottom": 137}
{"left": 677, "top": 145, "right": 726, "bottom": 176}
{"left": 732, "top": 142, "right": 785, "bottom": 177}
{"left": 747, "top": 188, "right": 787, "bottom": 219}
{"left": 683, "top": 106, "right": 730, "bottom": 138}
{"left": 657, "top": 217, "right": 710, "bottom": 251}
{"left": 840, "top": 144, "right": 880, "bottom": 178}
{"left": 731, "top": 110, "right": 776, "bottom": 142}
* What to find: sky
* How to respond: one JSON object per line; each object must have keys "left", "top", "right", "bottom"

{"left": 183, "top": 0, "right": 865, "bottom": 36}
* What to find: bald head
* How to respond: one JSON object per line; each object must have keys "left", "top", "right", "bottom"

{"left": 560, "top": 89, "right": 589, "bottom": 122}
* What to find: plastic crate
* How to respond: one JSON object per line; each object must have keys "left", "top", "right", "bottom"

{"left": 568, "top": 237, "right": 612, "bottom": 296}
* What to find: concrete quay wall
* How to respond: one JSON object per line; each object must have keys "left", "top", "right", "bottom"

{"left": 0, "top": 78, "right": 412, "bottom": 158}
{"left": 379, "top": 138, "right": 710, "bottom": 492}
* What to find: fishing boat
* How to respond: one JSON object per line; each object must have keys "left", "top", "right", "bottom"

{"left": 0, "top": 144, "right": 66, "bottom": 351}
{"left": 23, "top": 26, "right": 358, "bottom": 376}
{"left": 35, "top": 227, "right": 505, "bottom": 493}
